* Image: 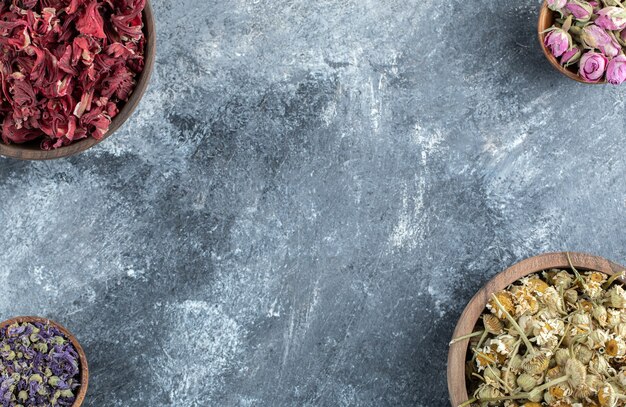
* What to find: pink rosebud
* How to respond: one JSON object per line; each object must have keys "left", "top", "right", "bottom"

{"left": 582, "top": 24, "right": 621, "bottom": 57}
{"left": 544, "top": 29, "right": 571, "bottom": 58}
{"left": 565, "top": 0, "right": 593, "bottom": 21}
{"left": 547, "top": 0, "right": 567, "bottom": 11}
{"left": 561, "top": 47, "right": 581, "bottom": 66}
{"left": 606, "top": 54, "right": 626, "bottom": 84}
{"left": 595, "top": 7, "right": 626, "bottom": 30}
{"left": 579, "top": 51, "right": 608, "bottom": 82}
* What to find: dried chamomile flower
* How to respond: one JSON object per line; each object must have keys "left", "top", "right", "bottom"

{"left": 587, "top": 329, "right": 611, "bottom": 350}
{"left": 517, "top": 315, "right": 538, "bottom": 337}
{"left": 570, "top": 312, "right": 593, "bottom": 335}
{"left": 614, "top": 322, "right": 626, "bottom": 337}
{"left": 555, "top": 349, "right": 570, "bottom": 367}
{"left": 491, "top": 334, "right": 517, "bottom": 355}
{"left": 607, "top": 309, "right": 622, "bottom": 328}
{"left": 573, "top": 343, "right": 595, "bottom": 365}
{"left": 594, "top": 304, "right": 609, "bottom": 327}
{"left": 510, "top": 286, "right": 540, "bottom": 316}
{"left": 532, "top": 316, "right": 564, "bottom": 347}
{"left": 564, "top": 288, "right": 578, "bottom": 305}
{"left": 476, "top": 384, "right": 502, "bottom": 403}
{"left": 523, "top": 352, "right": 550, "bottom": 375}
{"left": 608, "top": 285, "right": 626, "bottom": 309}
{"left": 517, "top": 373, "right": 538, "bottom": 392}
{"left": 617, "top": 368, "right": 626, "bottom": 388}
{"left": 606, "top": 338, "right": 626, "bottom": 358}
{"left": 509, "top": 354, "right": 523, "bottom": 371}
{"left": 597, "top": 384, "right": 616, "bottom": 407}
{"left": 483, "top": 314, "right": 504, "bottom": 335}
{"left": 487, "top": 291, "right": 516, "bottom": 320}
{"left": 547, "top": 365, "right": 563, "bottom": 380}
{"left": 548, "top": 269, "right": 574, "bottom": 290}
{"left": 538, "top": 286, "right": 566, "bottom": 314}
{"left": 590, "top": 355, "right": 614, "bottom": 376}
{"left": 483, "top": 366, "right": 501, "bottom": 386}
{"left": 565, "top": 358, "right": 587, "bottom": 388}
{"left": 582, "top": 272, "right": 607, "bottom": 299}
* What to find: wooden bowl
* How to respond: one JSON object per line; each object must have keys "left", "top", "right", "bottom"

{"left": 447, "top": 252, "right": 626, "bottom": 407}
{"left": 538, "top": 2, "right": 604, "bottom": 84}
{"left": 0, "top": 1, "right": 156, "bottom": 160}
{"left": 0, "top": 316, "right": 89, "bottom": 407}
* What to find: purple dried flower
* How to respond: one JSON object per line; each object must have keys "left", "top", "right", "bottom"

{"left": 582, "top": 24, "right": 621, "bottom": 57}
{"left": 579, "top": 51, "right": 608, "bottom": 82}
{"left": 596, "top": 7, "right": 626, "bottom": 30}
{"left": 565, "top": 0, "right": 594, "bottom": 21}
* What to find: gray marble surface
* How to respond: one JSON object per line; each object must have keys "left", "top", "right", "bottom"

{"left": 1, "top": 0, "right": 626, "bottom": 405}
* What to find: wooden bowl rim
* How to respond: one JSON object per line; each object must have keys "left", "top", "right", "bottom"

{"left": 0, "top": 316, "right": 89, "bottom": 407}
{"left": 0, "top": 0, "right": 157, "bottom": 160}
{"left": 447, "top": 251, "right": 626, "bottom": 407}
{"left": 538, "top": 2, "right": 605, "bottom": 84}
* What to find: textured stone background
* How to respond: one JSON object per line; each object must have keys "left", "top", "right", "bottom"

{"left": 0, "top": 0, "right": 625, "bottom": 405}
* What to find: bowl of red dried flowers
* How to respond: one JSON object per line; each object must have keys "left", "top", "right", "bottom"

{"left": 0, "top": 0, "right": 156, "bottom": 160}
{"left": 539, "top": 0, "right": 626, "bottom": 84}
{"left": 448, "top": 252, "right": 626, "bottom": 407}
{"left": 0, "top": 316, "right": 88, "bottom": 406}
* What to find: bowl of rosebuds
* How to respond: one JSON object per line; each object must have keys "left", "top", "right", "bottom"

{"left": 0, "top": 0, "right": 156, "bottom": 160}
{"left": 539, "top": 0, "right": 626, "bottom": 84}
{"left": 448, "top": 252, "right": 626, "bottom": 407}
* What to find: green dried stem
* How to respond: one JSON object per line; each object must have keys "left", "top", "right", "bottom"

{"left": 471, "top": 330, "right": 489, "bottom": 363}
{"left": 450, "top": 330, "right": 485, "bottom": 345}
{"left": 490, "top": 293, "right": 536, "bottom": 355}
{"left": 480, "top": 375, "right": 570, "bottom": 402}
{"left": 603, "top": 271, "right": 625, "bottom": 289}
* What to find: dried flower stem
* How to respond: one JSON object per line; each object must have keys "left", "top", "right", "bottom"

{"left": 490, "top": 293, "right": 536, "bottom": 355}
{"left": 603, "top": 271, "right": 625, "bottom": 289}
{"left": 450, "top": 330, "right": 485, "bottom": 345}
{"left": 471, "top": 330, "right": 489, "bottom": 363}
{"left": 567, "top": 252, "right": 585, "bottom": 286}
{"left": 480, "top": 375, "right": 569, "bottom": 402}
{"left": 457, "top": 397, "right": 477, "bottom": 407}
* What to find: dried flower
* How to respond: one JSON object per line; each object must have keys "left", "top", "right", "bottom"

{"left": 561, "top": 47, "right": 582, "bottom": 67}
{"left": 596, "top": 7, "right": 626, "bottom": 30}
{"left": 548, "top": 0, "right": 568, "bottom": 12}
{"left": 579, "top": 51, "right": 608, "bottom": 83}
{"left": 487, "top": 291, "right": 516, "bottom": 320}
{"left": 517, "top": 373, "right": 538, "bottom": 392}
{"left": 483, "top": 314, "right": 505, "bottom": 335}
{"left": 565, "top": 0, "right": 594, "bottom": 21}
{"left": 523, "top": 353, "right": 550, "bottom": 375}
{"left": 544, "top": 28, "right": 572, "bottom": 58}
{"left": 608, "top": 285, "right": 626, "bottom": 308}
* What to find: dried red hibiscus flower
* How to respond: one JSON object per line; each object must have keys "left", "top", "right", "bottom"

{"left": 0, "top": 0, "right": 145, "bottom": 150}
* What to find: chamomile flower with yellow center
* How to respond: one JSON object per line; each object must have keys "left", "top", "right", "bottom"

{"left": 582, "top": 271, "right": 607, "bottom": 299}
{"left": 510, "top": 285, "right": 540, "bottom": 316}
{"left": 532, "top": 316, "right": 564, "bottom": 347}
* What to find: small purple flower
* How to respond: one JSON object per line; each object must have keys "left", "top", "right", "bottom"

{"left": 606, "top": 54, "right": 626, "bottom": 84}
{"left": 579, "top": 51, "right": 608, "bottom": 82}
{"left": 561, "top": 47, "right": 582, "bottom": 66}
{"left": 544, "top": 29, "right": 571, "bottom": 58}
{"left": 595, "top": 7, "right": 626, "bottom": 30}
{"left": 565, "top": 0, "right": 594, "bottom": 21}
{"left": 582, "top": 24, "right": 621, "bottom": 57}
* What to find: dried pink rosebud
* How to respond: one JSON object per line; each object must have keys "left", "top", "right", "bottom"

{"left": 547, "top": 0, "right": 567, "bottom": 11}
{"left": 606, "top": 54, "right": 626, "bottom": 84}
{"left": 565, "top": 0, "right": 594, "bottom": 22}
{"left": 561, "top": 47, "right": 582, "bottom": 66}
{"left": 544, "top": 29, "right": 571, "bottom": 58}
{"left": 579, "top": 51, "right": 608, "bottom": 82}
{"left": 595, "top": 7, "right": 626, "bottom": 30}
{"left": 582, "top": 24, "right": 621, "bottom": 57}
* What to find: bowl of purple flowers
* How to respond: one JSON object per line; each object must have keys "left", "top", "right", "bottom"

{"left": 539, "top": 0, "right": 626, "bottom": 84}
{"left": 0, "top": 316, "right": 88, "bottom": 407}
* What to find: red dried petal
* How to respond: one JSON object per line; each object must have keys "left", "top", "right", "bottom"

{"left": 75, "top": 2, "right": 106, "bottom": 39}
